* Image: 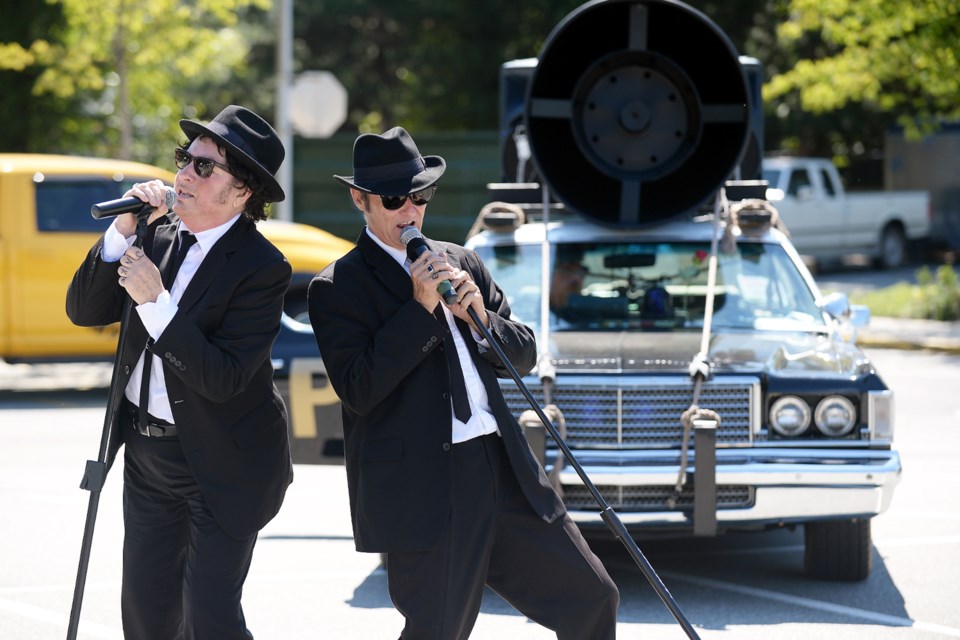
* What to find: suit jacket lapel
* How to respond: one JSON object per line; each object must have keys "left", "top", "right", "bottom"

{"left": 357, "top": 231, "right": 414, "bottom": 304}
{"left": 178, "top": 216, "right": 250, "bottom": 311}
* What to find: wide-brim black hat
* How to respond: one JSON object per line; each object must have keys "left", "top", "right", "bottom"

{"left": 180, "top": 105, "right": 286, "bottom": 202}
{"left": 334, "top": 126, "right": 445, "bottom": 196}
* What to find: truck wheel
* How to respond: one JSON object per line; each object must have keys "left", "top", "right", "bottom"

{"left": 876, "top": 224, "right": 906, "bottom": 269}
{"left": 804, "top": 518, "right": 872, "bottom": 581}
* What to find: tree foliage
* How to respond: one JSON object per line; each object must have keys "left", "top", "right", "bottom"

{"left": 292, "top": 0, "right": 587, "bottom": 133}
{"left": 2, "top": 0, "right": 958, "bottom": 172}
{"left": 0, "top": 0, "right": 271, "bottom": 165}
{"left": 765, "top": 0, "right": 960, "bottom": 140}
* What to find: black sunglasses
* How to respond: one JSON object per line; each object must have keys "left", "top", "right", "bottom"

{"left": 174, "top": 147, "right": 233, "bottom": 178}
{"left": 379, "top": 186, "right": 437, "bottom": 210}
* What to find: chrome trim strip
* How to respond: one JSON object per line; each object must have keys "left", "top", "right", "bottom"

{"left": 570, "top": 485, "right": 897, "bottom": 527}
{"left": 554, "top": 448, "right": 901, "bottom": 488}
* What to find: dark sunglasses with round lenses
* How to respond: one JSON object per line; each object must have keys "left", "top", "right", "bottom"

{"left": 174, "top": 147, "right": 233, "bottom": 178}
{"left": 379, "top": 185, "right": 437, "bottom": 210}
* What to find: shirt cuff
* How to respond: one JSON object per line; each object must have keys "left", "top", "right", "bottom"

{"left": 135, "top": 290, "right": 177, "bottom": 340}
{"left": 101, "top": 221, "right": 136, "bottom": 262}
{"left": 470, "top": 327, "right": 490, "bottom": 347}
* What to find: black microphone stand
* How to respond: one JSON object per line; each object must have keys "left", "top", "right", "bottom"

{"left": 66, "top": 212, "right": 150, "bottom": 640}
{"left": 464, "top": 305, "right": 702, "bottom": 640}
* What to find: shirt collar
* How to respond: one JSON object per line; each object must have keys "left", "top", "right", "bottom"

{"left": 179, "top": 214, "right": 240, "bottom": 255}
{"left": 365, "top": 226, "right": 410, "bottom": 271}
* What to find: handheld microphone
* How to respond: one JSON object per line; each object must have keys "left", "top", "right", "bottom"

{"left": 400, "top": 226, "right": 458, "bottom": 305}
{"left": 91, "top": 186, "right": 176, "bottom": 220}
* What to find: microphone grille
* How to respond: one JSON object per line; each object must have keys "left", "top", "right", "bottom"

{"left": 163, "top": 186, "right": 177, "bottom": 210}
{"left": 399, "top": 226, "right": 422, "bottom": 246}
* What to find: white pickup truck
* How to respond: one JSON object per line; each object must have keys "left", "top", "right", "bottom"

{"left": 762, "top": 156, "right": 930, "bottom": 269}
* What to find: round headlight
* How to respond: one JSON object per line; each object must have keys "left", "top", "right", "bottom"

{"left": 814, "top": 395, "right": 857, "bottom": 437}
{"left": 769, "top": 396, "right": 811, "bottom": 437}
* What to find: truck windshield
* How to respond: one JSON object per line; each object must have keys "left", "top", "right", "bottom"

{"left": 475, "top": 240, "right": 826, "bottom": 332}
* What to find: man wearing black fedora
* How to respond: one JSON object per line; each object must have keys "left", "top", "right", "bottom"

{"left": 307, "top": 126, "right": 619, "bottom": 639}
{"left": 67, "top": 104, "right": 294, "bottom": 639}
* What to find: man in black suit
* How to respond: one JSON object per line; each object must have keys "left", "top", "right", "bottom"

{"left": 307, "top": 127, "right": 619, "bottom": 639}
{"left": 66, "top": 105, "right": 293, "bottom": 640}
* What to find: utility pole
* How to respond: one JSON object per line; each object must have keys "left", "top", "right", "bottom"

{"left": 274, "top": 0, "right": 293, "bottom": 221}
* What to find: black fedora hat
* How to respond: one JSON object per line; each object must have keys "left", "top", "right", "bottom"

{"left": 180, "top": 105, "right": 286, "bottom": 202}
{"left": 334, "top": 126, "right": 445, "bottom": 196}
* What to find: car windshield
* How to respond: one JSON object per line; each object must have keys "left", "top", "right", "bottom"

{"left": 475, "top": 240, "right": 826, "bottom": 332}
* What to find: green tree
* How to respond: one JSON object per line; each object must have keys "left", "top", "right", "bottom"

{"left": 293, "top": 0, "right": 586, "bottom": 133}
{"left": 0, "top": 0, "right": 273, "bottom": 165}
{"left": 0, "top": 0, "right": 72, "bottom": 153}
{"left": 764, "top": 0, "right": 960, "bottom": 143}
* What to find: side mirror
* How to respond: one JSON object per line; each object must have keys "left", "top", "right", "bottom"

{"left": 818, "top": 291, "right": 851, "bottom": 320}
{"left": 818, "top": 292, "right": 872, "bottom": 327}
{"left": 849, "top": 304, "right": 871, "bottom": 328}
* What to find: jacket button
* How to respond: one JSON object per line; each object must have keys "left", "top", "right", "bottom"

{"left": 442, "top": 443, "right": 451, "bottom": 451}
{"left": 422, "top": 345, "right": 429, "bottom": 352}
{"left": 124, "top": 365, "right": 131, "bottom": 375}
{"left": 165, "top": 351, "right": 172, "bottom": 358}
{"left": 179, "top": 364, "right": 186, "bottom": 371}
{"left": 442, "top": 392, "right": 449, "bottom": 400}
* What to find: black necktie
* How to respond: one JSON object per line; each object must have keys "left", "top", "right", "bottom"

{"left": 162, "top": 230, "right": 197, "bottom": 289}
{"left": 434, "top": 306, "right": 472, "bottom": 423}
{"left": 138, "top": 231, "right": 197, "bottom": 427}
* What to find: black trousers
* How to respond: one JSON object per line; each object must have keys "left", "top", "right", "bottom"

{"left": 119, "top": 407, "right": 257, "bottom": 640}
{"left": 385, "top": 432, "right": 620, "bottom": 640}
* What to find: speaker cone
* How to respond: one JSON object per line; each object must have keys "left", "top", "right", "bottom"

{"left": 525, "top": 0, "right": 751, "bottom": 227}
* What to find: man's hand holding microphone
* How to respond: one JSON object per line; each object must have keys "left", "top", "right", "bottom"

{"left": 402, "top": 226, "right": 489, "bottom": 333}
{"left": 106, "top": 179, "right": 176, "bottom": 305}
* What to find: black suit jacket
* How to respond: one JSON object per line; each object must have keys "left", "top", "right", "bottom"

{"left": 307, "top": 231, "right": 564, "bottom": 553}
{"left": 66, "top": 213, "right": 294, "bottom": 539}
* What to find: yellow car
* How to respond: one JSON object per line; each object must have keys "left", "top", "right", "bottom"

{"left": 0, "top": 153, "right": 352, "bottom": 361}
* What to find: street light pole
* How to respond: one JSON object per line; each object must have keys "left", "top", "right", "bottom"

{"left": 274, "top": 0, "right": 293, "bottom": 222}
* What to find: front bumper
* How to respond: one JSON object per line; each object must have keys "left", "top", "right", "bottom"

{"left": 550, "top": 447, "right": 901, "bottom": 530}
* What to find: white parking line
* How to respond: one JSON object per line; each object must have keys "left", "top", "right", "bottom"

{"left": 0, "top": 596, "right": 121, "bottom": 639}
{"left": 661, "top": 571, "right": 960, "bottom": 638}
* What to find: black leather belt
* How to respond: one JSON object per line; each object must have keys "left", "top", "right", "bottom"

{"left": 124, "top": 400, "right": 178, "bottom": 438}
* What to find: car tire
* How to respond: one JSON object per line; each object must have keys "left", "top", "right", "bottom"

{"left": 876, "top": 224, "right": 906, "bottom": 269}
{"left": 804, "top": 518, "right": 872, "bottom": 581}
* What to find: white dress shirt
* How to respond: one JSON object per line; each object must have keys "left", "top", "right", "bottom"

{"left": 101, "top": 215, "right": 240, "bottom": 422}
{"left": 367, "top": 228, "right": 500, "bottom": 443}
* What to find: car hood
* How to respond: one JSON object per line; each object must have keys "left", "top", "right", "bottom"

{"left": 544, "top": 329, "right": 870, "bottom": 376}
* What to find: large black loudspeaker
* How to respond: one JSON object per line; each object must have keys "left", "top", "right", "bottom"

{"left": 524, "top": 0, "right": 752, "bottom": 227}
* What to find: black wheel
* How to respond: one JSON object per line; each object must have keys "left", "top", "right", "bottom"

{"left": 876, "top": 224, "right": 906, "bottom": 269}
{"left": 804, "top": 518, "right": 872, "bottom": 581}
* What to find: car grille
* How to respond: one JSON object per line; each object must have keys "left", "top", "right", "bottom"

{"left": 499, "top": 375, "right": 759, "bottom": 448}
{"left": 561, "top": 484, "right": 755, "bottom": 511}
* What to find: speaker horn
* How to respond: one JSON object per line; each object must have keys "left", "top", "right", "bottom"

{"left": 524, "top": 0, "right": 752, "bottom": 227}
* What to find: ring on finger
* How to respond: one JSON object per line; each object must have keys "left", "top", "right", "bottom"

{"left": 426, "top": 264, "right": 434, "bottom": 273}
{"left": 432, "top": 273, "right": 438, "bottom": 280}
